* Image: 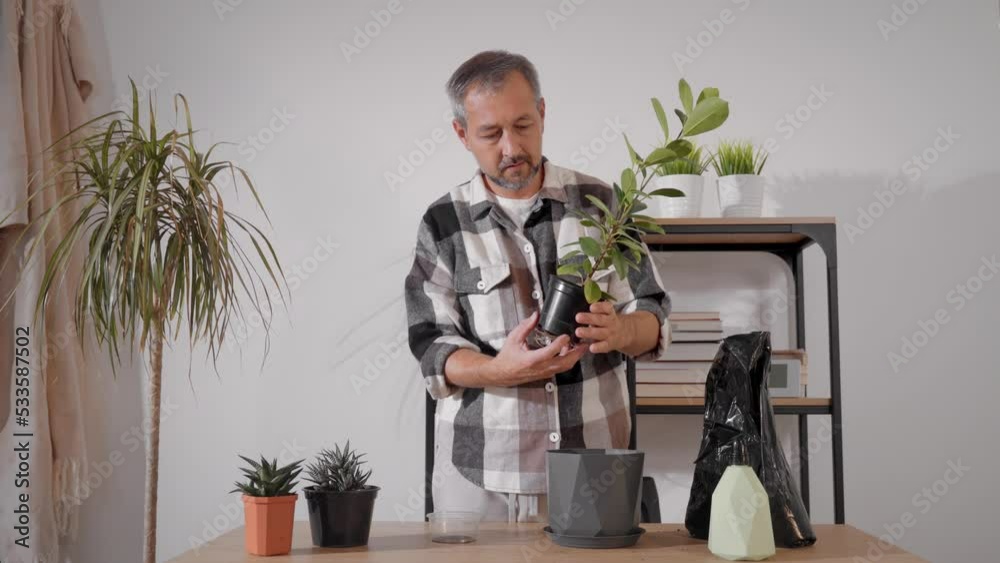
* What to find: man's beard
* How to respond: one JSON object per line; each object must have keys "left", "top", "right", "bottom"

{"left": 486, "top": 156, "right": 542, "bottom": 191}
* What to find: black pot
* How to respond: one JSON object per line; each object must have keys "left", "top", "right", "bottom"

{"left": 303, "top": 485, "right": 380, "bottom": 547}
{"left": 530, "top": 275, "right": 590, "bottom": 348}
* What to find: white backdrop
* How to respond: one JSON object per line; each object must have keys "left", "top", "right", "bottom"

{"left": 60, "top": 1, "right": 1000, "bottom": 561}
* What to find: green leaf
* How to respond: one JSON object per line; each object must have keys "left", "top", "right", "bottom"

{"left": 697, "top": 87, "right": 720, "bottom": 104}
{"left": 643, "top": 147, "right": 677, "bottom": 167}
{"left": 634, "top": 221, "right": 666, "bottom": 234}
{"left": 682, "top": 97, "right": 729, "bottom": 136}
{"left": 679, "top": 79, "right": 694, "bottom": 114}
{"left": 674, "top": 109, "right": 687, "bottom": 126}
{"left": 620, "top": 168, "right": 636, "bottom": 193}
{"left": 649, "top": 188, "right": 685, "bottom": 198}
{"left": 584, "top": 280, "right": 601, "bottom": 304}
{"left": 650, "top": 97, "right": 669, "bottom": 140}
{"left": 557, "top": 264, "right": 581, "bottom": 277}
{"left": 600, "top": 290, "right": 617, "bottom": 303}
{"left": 584, "top": 194, "right": 613, "bottom": 218}
{"left": 579, "top": 236, "right": 602, "bottom": 258}
{"left": 665, "top": 139, "right": 693, "bottom": 159}
{"left": 612, "top": 250, "right": 628, "bottom": 280}
{"left": 623, "top": 133, "right": 642, "bottom": 166}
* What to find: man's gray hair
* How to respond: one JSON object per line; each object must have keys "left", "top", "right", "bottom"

{"left": 446, "top": 50, "right": 542, "bottom": 127}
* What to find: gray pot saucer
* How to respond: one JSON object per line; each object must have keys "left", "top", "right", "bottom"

{"left": 542, "top": 526, "right": 646, "bottom": 549}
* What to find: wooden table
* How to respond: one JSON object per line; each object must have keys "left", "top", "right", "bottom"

{"left": 169, "top": 522, "right": 929, "bottom": 562}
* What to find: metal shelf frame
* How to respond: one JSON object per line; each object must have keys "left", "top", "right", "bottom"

{"left": 627, "top": 218, "right": 844, "bottom": 524}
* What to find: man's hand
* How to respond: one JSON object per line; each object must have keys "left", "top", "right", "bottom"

{"left": 575, "top": 301, "right": 631, "bottom": 354}
{"left": 485, "top": 311, "right": 588, "bottom": 387}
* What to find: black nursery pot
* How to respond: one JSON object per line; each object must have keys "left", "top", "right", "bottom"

{"left": 533, "top": 275, "right": 590, "bottom": 346}
{"left": 304, "top": 486, "right": 380, "bottom": 548}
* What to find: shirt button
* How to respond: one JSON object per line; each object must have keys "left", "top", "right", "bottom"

{"left": 531, "top": 290, "right": 541, "bottom": 300}
{"left": 523, "top": 243, "right": 532, "bottom": 253}
{"left": 545, "top": 382, "right": 555, "bottom": 393}
{"left": 549, "top": 432, "right": 560, "bottom": 443}
{"left": 476, "top": 280, "right": 486, "bottom": 290}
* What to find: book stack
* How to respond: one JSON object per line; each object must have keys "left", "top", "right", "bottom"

{"left": 635, "top": 312, "right": 722, "bottom": 398}
{"left": 636, "top": 319, "right": 810, "bottom": 398}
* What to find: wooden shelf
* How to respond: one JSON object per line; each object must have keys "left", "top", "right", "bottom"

{"left": 637, "top": 396, "right": 832, "bottom": 415}
{"left": 641, "top": 216, "right": 836, "bottom": 249}
{"left": 650, "top": 217, "right": 836, "bottom": 225}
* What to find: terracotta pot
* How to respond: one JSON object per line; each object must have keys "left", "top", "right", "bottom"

{"left": 243, "top": 494, "right": 298, "bottom": 556}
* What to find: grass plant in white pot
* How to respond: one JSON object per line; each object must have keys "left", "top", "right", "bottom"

{"left": 711, "top": 139, "right": 769, "bottom": 217}
{"left": 650, "top": 145, "right": 710, "bottom": 218}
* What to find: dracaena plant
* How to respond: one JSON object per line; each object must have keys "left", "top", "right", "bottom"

{"left": 232, "top": 455, "right": 304, "bottom": 497}
{"left": 305, "top": 441, "right": 374, "bottom": 492}
{"left": 557, "top": 79, "right": 729, "bottom": 304}
{"left": 0, "top": 78, "right": 287, "bottom": 563}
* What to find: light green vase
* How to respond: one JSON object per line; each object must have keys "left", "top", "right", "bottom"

{"left": 708, "top": 465, "right": 776, "bottom": 561}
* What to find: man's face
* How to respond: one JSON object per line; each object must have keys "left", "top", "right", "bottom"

{"left": 453, "top": 71, "right": 545, "bottom": 192}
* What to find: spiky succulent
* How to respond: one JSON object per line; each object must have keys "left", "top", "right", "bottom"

{"left": 305, "top": 441, "right": 373, "bottom": 492}
{"left": 231, "top": 455, "right": 303, "bottom": 497}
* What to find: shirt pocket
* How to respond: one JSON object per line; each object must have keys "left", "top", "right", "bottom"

{"left": 454, "top": 262, "right": 514, "bottom": 349}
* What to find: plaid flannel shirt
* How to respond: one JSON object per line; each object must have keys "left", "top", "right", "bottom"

{"left": 404, "top": 157, "right": 672, "bottom": 494}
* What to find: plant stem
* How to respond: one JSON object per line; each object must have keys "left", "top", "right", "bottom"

{"left": 142, "top": 324, "right": 164, "bottom": 563}
{"left": 584, "top": 164, "right": 648, "bottom": 286}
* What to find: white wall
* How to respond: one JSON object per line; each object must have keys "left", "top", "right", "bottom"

{"left": 63, "top": 1, "right": 1000, "bottom": 562}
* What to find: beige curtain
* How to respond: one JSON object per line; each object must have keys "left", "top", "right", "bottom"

{"left": 2, "top": 0, "right": 97, "bottom": 561}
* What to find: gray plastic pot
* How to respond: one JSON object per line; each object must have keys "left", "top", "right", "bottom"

{"left": 546, "top": 449, "right": 645, "bottom": 537}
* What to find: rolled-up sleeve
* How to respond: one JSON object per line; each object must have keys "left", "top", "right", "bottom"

{"left": 404, "top": 213, "right": 481, "bottom": 400}
{"left": 610, "top": 242, "right": 672, "bottom": 362}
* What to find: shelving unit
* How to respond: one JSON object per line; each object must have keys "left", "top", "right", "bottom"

{"left": 628, "top": 216, "right": 844, "bottom": 524}
{"left": 422, "top": 217, "right": 845, "bottom": 526}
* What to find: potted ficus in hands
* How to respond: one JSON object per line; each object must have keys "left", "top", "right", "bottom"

{"left": 303, "top": 441, "right": 380, "bottom": 548}
{"left": 712, "top": 139, "right": 770, "bottom": 217}
{"left": 527, "top": 83, "right": 729, "bottom": 350}
{"left": 232, "top": 455, "right": 304, "bottom": 556}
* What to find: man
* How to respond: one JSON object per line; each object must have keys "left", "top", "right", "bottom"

{"left": 404, "top": 50, "right": 671, "bottom": 523}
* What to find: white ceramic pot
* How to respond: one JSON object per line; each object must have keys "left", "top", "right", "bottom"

{"left": 648, "top": 174, "right": 704, "bottom": 218}
{"left": 716, "top": 175, "right": 765, "bottom": 218}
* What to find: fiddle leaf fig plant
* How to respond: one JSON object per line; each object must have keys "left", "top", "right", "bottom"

{"left": 556, "top": 79, "right": 729, "bottom": 304}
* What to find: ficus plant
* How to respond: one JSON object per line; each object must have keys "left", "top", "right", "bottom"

{"left": 556, "top": 79, "right": 730, "bottom": 304}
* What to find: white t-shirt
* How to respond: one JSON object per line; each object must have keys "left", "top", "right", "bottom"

{"left": 493, "top": 191, "right": 541, "bottom": 230}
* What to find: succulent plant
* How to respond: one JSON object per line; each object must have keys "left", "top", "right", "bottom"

{"left": 231, "top": 455, "right": 303, "bottom": 497}
{"left": 305, "top": 441, "right": 373, "bottom": 492}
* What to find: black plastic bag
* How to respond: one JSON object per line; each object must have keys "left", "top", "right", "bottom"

{"left": 684, "top": 331, "right": 817, "bottom": 548}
